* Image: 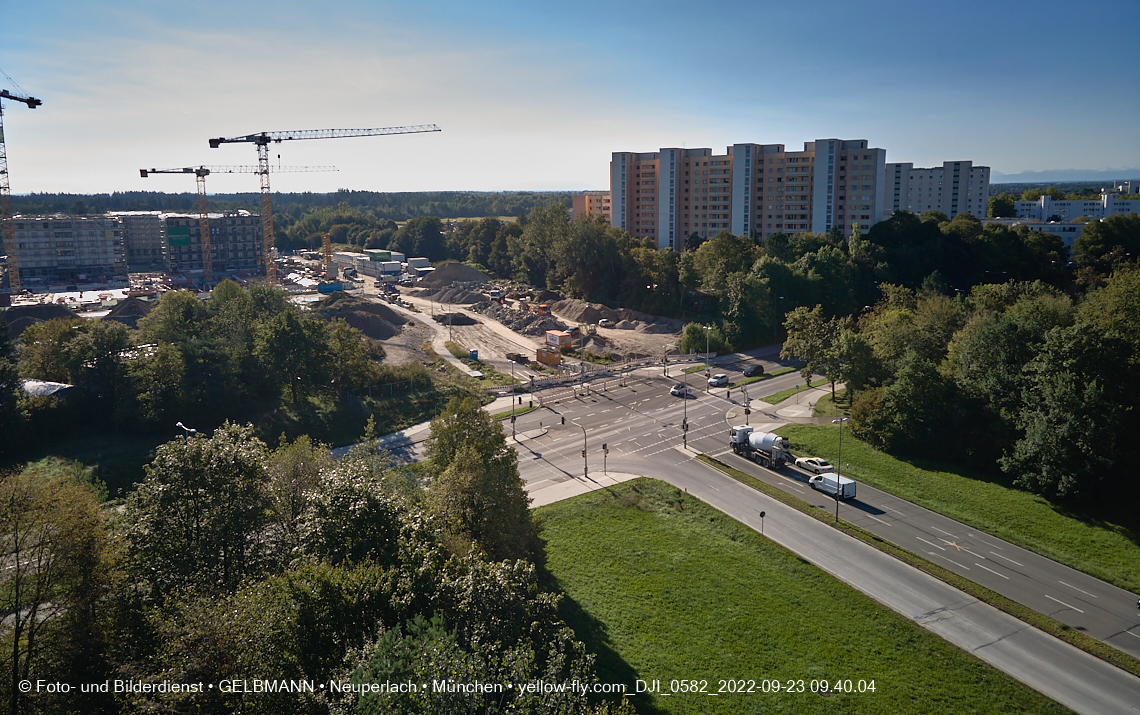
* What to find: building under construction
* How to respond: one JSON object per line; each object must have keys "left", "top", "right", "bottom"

{"left": 162, "top": 210, "right": 264, "bottom": 274}
{"left": 5, "top": 211, "right": 264, "bottom": 286}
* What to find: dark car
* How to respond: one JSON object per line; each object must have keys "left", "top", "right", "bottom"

{"left": 742, "top": 364, "right": 765, "bottom": 378}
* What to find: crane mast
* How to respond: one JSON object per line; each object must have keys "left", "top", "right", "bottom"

{"left": 209, "top": 124, "right": 440, "bottom": 285}
{"left": 1, "top": 88, "right": 42, "bottom": 295}
{"left": 141, "top": 165, "right": 336, "bottom": 286}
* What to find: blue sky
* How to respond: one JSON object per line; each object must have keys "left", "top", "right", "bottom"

{"left": 3, "top": 0, "right": 1138, "bottom": 194}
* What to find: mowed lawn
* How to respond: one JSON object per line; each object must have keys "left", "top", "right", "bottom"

{"left": 538, "top": 479, "right": 1070, "bottom": 715}
{"left": 778, "top": 424, "right": 1140, "bottom": 594}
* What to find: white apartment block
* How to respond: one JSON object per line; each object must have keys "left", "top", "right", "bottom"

{"left": 10, "top": 215, "right": 126, "bottom": 282}
{"left": 885, "top": 161, "right": 990, "bottom": 218}
{"left": 611, "top": 139, "right": 885, "bottom": 251}
{"left": 1015, "top": 192, "right": 1140, "bottom": 222}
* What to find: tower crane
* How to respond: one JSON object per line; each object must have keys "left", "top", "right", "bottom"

{"left": 1, "top": 88, "right": 42, "bottom": 295}
{"left": 140, "top": 164, "right": 336, "bottom": 285}
{"left": 208, "top": 124, "right": 440, "bottom": 285}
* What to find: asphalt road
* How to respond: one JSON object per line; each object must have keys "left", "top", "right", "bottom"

{"left": 508, "top": 370, "right": 1140, "bottom": 715}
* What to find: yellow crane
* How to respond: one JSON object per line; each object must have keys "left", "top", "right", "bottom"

{"left": 1, "top": 87, "right": 42, "bottom": 296}
{"left": 208, "top": 124, "right": 441, "bottom": 285}
{"left": 140, "top": 165, "right": 336, "bottom": 285}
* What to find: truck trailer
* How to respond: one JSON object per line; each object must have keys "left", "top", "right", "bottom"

{"left": 729, "top": 426, "right": 792, "bottom": 469}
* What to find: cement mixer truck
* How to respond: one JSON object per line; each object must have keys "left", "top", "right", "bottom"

{"left": 729, "top": 426, "right": 792, "bottom": 469}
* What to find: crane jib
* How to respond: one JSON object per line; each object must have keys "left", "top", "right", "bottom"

{"left": 208, "top": 124, "right": 440, "bottom": 147}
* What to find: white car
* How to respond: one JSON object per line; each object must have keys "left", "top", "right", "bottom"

{"left": 795, "top": 457, "right": 832, "bottom": 474}
{"left": 669, "top": 383, "right": 692, "bottom": 397}
{"left": 598, "top": 318, "right": 613, "bottom": 327}
{"left": 707, "top": 373, "right": 728, "bottom": 388}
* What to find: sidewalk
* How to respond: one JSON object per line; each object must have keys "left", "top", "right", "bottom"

{"left": 723, "top": 384, "right": 833, "bottom": 429}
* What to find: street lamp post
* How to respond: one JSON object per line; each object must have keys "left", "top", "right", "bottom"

{"left": 571, "top": 420, "right": 588, "bottom": 479}
{"left": 511, "top": 359, "right": 516, "bottom": 438}
{"left": 703, "top": 325, "right": 712, "bottom": 392}
{"left": 175, "top": 421, "right": 197, "bottom": 437}
{"left": 773, "top": 295, "right": 785, "bottom": 343}
{"left": 832, "top": 416, "right": 849, "bottom": 521}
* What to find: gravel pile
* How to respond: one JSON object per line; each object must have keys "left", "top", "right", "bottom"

{"left": 472, "top": 300, "right": 569, "bottom": 336}
{"left": 417, "top": 261, "right": 490, "bottom": 287}
{"left": 318, "top": 291, "right": 408, "bottom": 340}
{"left": 413, "top": 286, "right": 485, "bottom": 304}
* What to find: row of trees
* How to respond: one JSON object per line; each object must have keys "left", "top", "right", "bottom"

{"left": 780, "top": 268, "right": 1140, "bottom": 504}
{"left": 3, "top": 400, "right": 631, "bottom": 714}
{"left": 3, "top": 281, "right": 384, "bottom": 459}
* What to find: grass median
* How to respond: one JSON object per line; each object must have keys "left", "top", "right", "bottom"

{"left": 538, "top": 478, "right": 1072, "bottom": 714}
{"left": 759, "top": 378, "right": 829, "bottom": 404}
{"left": 778, "top": 424, "right": 1140, "bottom": 595}
{"left": 695, "top": 452, "right": 1140, "bottom": 680}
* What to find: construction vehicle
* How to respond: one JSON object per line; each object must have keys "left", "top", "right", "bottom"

{"left": 140, "top": 165, "right": 335, "bottom": 284}
{"left": 578, "top": 323, "right": 596, "bottom": 335}
{"left": 729, "top": 426, "right": 792, "bottom": 469}
{"left": 529, "top": 303, "right": 551, "bottom": 315}
{"left": 1, "top": 85, "right": 42, "bottom": 295}
{"left": 208, "top": 124, "right": 440, "bottom": 285}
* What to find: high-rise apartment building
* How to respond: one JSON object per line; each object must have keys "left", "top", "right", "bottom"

{"left": 165, "top": 211, "right": 264, "bottom": 274}
{"left": 571, "top": 191, "right": 612, "bottom": 222}
{"left": 9, "top": 215, "right": 126, "bottom": 282}
{"left": 885, "top": 161, "right": 990, "bottom": 217}
{"left": 611, "top": 139, "right": 886, "bottom": 250}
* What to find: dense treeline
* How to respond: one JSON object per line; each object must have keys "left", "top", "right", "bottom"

{"left": 9, "top": 190, "right": 571, "bottom": 223}
{"left": 780, "top": 268, "right": 1140, "bottom": 506}
{"left": 1, "top": 401, "right": 633, "bottom": 715}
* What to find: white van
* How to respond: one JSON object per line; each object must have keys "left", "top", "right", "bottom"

{"left": 809, "top": 472, "right": 856, "bottom": 500}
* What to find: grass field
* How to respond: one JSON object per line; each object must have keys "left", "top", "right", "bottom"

{"left": 811, "top": 387, "right": 851, "bottom": 417}
{"left": 538, "top": 479, "right": 1069, "bottom": 715}
{"left": 777, "top": 424, "right": 1140, "bottom": 594}
{"left": 759, "top": 378, "right": 829, "bottom": 404}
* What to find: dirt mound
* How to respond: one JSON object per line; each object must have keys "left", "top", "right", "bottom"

{"left": 636, "top": 321, "right": 675, "bottom": 334}
{"left": 417, "top": 262, "right": 490, "bottom": 287}
{"left": 413, "top": 286, "right": 484, "bottom": 304}
{"left": 104, "top": 296, "right": 153, "bottom": 328}
{"left": 433, "top": 312, "right": 478, "bottom": 326}
{"left": 615, "top": 319, "right": 636, "bottom": 330}
{"left": 550, "top": 298, "right": 621, "bottom": 325}
{"left": 318, "top": 291, "right": 408, "bottom": 340}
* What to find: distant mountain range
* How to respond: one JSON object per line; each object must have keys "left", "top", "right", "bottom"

{"left": 990, "top": 168, "right": 1140, "bottom": 183}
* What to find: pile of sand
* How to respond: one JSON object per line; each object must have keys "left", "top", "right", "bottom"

{"left": 413, "top": 286, "right": 484, "bottom": 304}
{"left": 417, "top": 261, "right": 490, "bottom": 287}
{"left": 104, "top": 296, "right": 153, "bottom": 328}
{"left": 614, "top": 320, "right": 636, "bottom": 330}
{"left": 636, "top": 322, "right": 675, "bottom": 334}
{"left": 550, "top": 298, "right": 622, "bottom": 325}
{"left": 318, "top": 291, "right": 408, "bottom": 341}
{"left": 1, "top": 303, "right": 79, "bottom": 338}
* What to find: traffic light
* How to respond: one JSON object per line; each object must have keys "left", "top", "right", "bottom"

{"left": 581, "top": 449, "right": 586, "bottom": 458}
{"left": 561, "top": 416, "right": 565, "bottom": 425}
{"left": 744, "top": 408, "right": 751, "bottom": 415}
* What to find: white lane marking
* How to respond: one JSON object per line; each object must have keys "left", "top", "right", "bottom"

{"left": 1043, "top": 594, "right": 1084, "bottom": 613}
{"left": 961, "top": 548, "right": 985, "bottom": 559}
{"left": 971, "top": 534, "right": 1003, "bottom": 550}
{"left": 929, "top": 552, "right": 969, "bottom": 570}
{"left": 1123, "top": 631, "right": 1140, "bottom": 641}
{"left": 1058, "top": 581, "right": 1099, "bottom": 599}
{"left": 930, "top": 525, "right": 957, "bottom": 537}
{"left": 917, "top": 537, "right": 945, "bottom": 551}
{"left": 865, "top": 514, "right": 892, "bottom": 527}
{"left": 586, "top": 413, "right": 596, "bottom": 417}
{"left": 975, "top": 562, "right": 1009, "bottom": 580}
{"left": 602, "top": 409, "right": 612, "bottom": 413}
{"left": 990, "top": 551, "right": 1023, "bottom": 567}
